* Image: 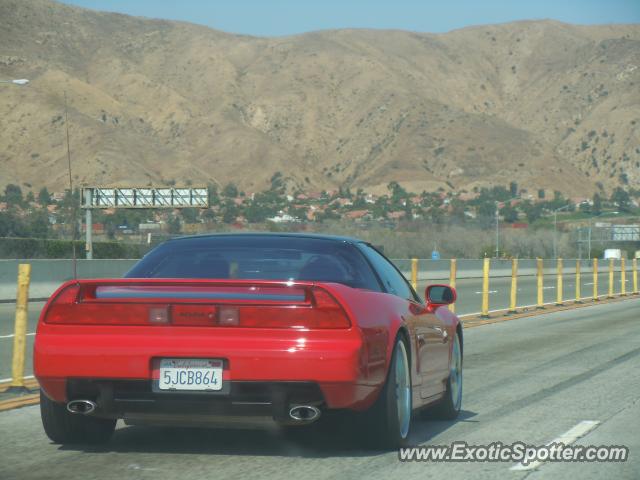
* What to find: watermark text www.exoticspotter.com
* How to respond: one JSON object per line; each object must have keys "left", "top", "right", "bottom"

{"left": 398, "top": 442, "right": 628, "bottom": 465}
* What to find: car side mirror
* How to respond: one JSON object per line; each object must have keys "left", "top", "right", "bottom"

{"left": 425, "top": 284, "right": 456, "bottom": 306}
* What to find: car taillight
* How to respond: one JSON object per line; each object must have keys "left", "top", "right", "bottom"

{"left": 216, "top": 288, "right": 350, "bottom": 329}
{"left": 42, "top": 283, "right": 80, "bottom": 324}
{"left": 43, "top": 284, "right": 169, "bottom": 326}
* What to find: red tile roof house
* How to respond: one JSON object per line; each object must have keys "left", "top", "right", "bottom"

{"left": 345, "top": 210, "right": 370, "bottom": 220}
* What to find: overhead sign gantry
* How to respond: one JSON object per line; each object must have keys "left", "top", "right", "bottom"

{"left": 81, "top": 186, "right": 209, "bottom": 259}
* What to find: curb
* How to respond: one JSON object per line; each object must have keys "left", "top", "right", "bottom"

{"left": 460, "top": 293, "right": 638, "bottom": 328}
{"left": 0, "top": 394, "right": 40, "bottom": 412}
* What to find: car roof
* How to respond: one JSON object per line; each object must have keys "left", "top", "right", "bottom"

{"left": 166, "top": 232, "right": 365, "bottom": 245}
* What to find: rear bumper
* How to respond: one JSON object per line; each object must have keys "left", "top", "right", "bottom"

{"left": 67, "top": 379, "right": 325, "bottom": 425}
{"left": 35, "top": 325, "right": 379, "bottom": 411}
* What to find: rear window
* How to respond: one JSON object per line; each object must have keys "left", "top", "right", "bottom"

{"left": 126, "top": 235, "right": 381, "bottom": 291}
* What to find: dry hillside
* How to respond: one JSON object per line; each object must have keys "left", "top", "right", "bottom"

{"left": 0, "top": 0, "right": 639, "bottom": 196}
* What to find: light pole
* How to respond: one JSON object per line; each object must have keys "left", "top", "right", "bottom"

{"left": 0, "top": 79, "right": 29, "bottom": 85}
{"left": 553, "top": 204, "right": 571, "bottom": 259}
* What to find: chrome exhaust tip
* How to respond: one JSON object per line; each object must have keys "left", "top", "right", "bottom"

{"left": 66, "top": 399, "right": 97, "bottom": 415}
{"left": 288, "top": 405, "right": 321, "bottom": 422}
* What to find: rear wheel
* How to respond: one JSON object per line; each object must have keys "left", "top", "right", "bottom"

{"left": 40, "top": 391, "right": 116, "bottom": 445}
{"left": 361, "top": 335, "right": 412, "bottom": 450}
{"left": 430, "top": 331, "right": 462, "bottom": 420}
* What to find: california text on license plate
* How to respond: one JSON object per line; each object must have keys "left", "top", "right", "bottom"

{"left": 158, "top": 358, "right": 223, "bottom": 391}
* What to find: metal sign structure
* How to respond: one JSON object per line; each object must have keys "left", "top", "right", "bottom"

{"left": 82, "top": 186, "right": 209, "bottom": 259}
{"left": 83, "top": 187, "right": 209, "bottom": 209}
{"left": 574, "top": 224, "right": 640, "bottom": 259}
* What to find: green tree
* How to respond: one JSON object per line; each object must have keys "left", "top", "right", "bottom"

{"left": 270, "top": 172, "right": 285, "bottom": 193}
{"left": 502, "top": 204, "right": 518, "bottom": 223}
{"left": 509, "top": 181, "right": 518, "bottom": 197}
{"left": 592, "top": 193, "right": 602, "bottom": 215}
{"left": 387, "top": 181, "right": 408, "bottom": 205}
{"left": 167, "top": 216, "right": 181, "bottom": 234}
{"left": 4, "top": 184, "right": 23, "bottom": 206}
{"left": 26, "top": 209, "right": 49, "bottom": 238}
{"left": 207, "top": 184, "right": 219, "bottom": 205}
{"left": 222, "top": 183, "right": 239, "bottom": 198}
{"left": 38, "top": 187, "right": 51, "bottom": 206}
{"left": 610, "top": 187, "right": 631, "bottom": 212}
{"left": 222, "top": 201, "right": 239, "bottom": 223}
{"left": 181, "top": 208, "right": 199, "bottom": 223}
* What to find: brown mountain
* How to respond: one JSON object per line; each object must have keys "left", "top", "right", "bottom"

{"left": 0, "top": 0, "right": 638, "bottom": 197}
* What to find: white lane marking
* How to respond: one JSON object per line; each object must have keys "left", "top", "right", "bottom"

{"left": 475, "top": 290, "right": 498, "bottom": 294}
{"left": 0, "top": 332, "right": 36, "bottom": 339}
{"left": 510, "top": 420, "right": 600, "bottom": 471}
{"left": 128, "top": 464, "right": 158, "bottom": 472}
{"left": 0, "top": 375, "right": 35, "bottom": 383}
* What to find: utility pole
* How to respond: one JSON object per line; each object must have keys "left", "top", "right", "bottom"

{"left": 495, "top": 203, "right": 500, "bottom": 258}
{"left": 84, "top": 188, "right": 93, "bottom": 260}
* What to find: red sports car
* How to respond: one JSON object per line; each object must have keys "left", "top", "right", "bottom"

{"left": 35, "top": 233, "right": 462, "bottom": 449}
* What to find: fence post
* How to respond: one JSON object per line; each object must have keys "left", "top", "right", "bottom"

{"left": 10, "top": 263, "right": 31, "bottom": 390}
{"left": 593, "top": 258, "right": 599, "bottom": 301}
{"left": 620, "top": 257, "right": 626, "bottom": 296}
{"left": 411, "top": 258, "right": 418, "bottom": 292}
{"left": 575, "top": 260, "right": 581, "bottom": 302}
{"left": 509, "top": 258, "right": 518, "bottom": 313}
{"left": 608, "top": 258, "right": 614, "bottom": 298}
{"left": 481, "top": 258, "right": 490, "bottom": 317}
{"left": 633, "top": 258, "right": 638, "bottom": 295}
{"left": 537, "top": 258, "right": 544, "bottom": 308}
{"left": 556, "top": 258, "right": 563, "bottom": 305}
{"left": 449, "top": 259, "right": 457, "bottom": 313}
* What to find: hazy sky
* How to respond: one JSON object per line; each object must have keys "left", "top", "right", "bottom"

{"left": 61, "top": 0, "right": 640, "bottom": 36}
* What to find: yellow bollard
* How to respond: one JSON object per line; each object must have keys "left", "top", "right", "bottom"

{"left": 449, "top": 259, "right": 457, "bottom": 313}
{"left": 537, "top": 258, "right": 544, "bottom": 308}
{"left": 575, "top": 260, "right": 581, "bottom": 302}
{"left": 481, "top": 258, "right": 490, "bottom": 317}
{"left": 509, "top": 258, "right": 518, "bottom": 313}
{"left": 608, "top": 258, "right": 614, "bottom": 298}
{"left": 633, "top": 258, "right": 638, "bottom": 295}
{"left": 10, "top": 264, "right": 31, "bottom": 389}
{"left": 411, "top": 258, "right": 418, "bottom": 292}
{"left": 620, "top": 257, "right": 626, "bottom": 296}
{"left": 556, "top": 258, "right": 563, "bottom": 305}
{"left": 592, "top": 258, "right": 599, "bottom": 301}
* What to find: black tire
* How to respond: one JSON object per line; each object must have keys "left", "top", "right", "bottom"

{"left": 40, "top": 391, "right": 116, "bottom": 445}
{"left": 430, "top": 331, "right": 462, "bottom": 420}
{"left": 360, "top": 335, "right": 412, "bottom": 450}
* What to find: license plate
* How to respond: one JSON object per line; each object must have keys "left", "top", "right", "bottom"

{"left": 158, "top": 358, "right": 223, "bottom": 391}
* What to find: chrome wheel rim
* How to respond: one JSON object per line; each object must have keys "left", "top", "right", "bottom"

{"left": 450, "top": 335, "right": 462, "bottom": 411}
{"left": 395, "top": 340, "right": 411, "bottom": 439}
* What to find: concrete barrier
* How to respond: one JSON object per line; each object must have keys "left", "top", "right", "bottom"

{"left": 0, "top": 258, "right": 628, "bottom": 302}
{"left": 0, "top": 259, "right": 137, "bottom": 302}
{"left": 394, "top": 258, "right": 617, "bottom": 282}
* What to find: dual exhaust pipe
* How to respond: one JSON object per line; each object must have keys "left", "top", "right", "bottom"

{"left": 67, "top": 399, "right": 97, "bottom": 415}
{"left": 67, "top": 399, "right": 321, "bottom": 423}
{"left": 288, "top": 405, "right": 321, "bottom": 422}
